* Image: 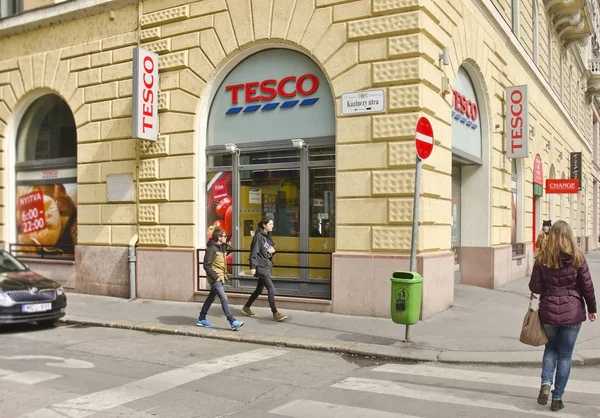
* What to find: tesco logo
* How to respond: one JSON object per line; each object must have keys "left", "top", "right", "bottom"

{"left": 451, "top": 90, "right": 478, "bottom": 130}
{"left": 140, "top": 56, "right": 156, "bottom": 133}
{"left": 132, "top": 48, "right": 159, "bottom": 141}
{"left": 453, "top": 91, "right": 478, "bottom": 121}
{"left": 505, "top": 85, "right": 529, "bottom": 159}
{"left": 225, "top": 74, "right": 320, "bottom": 115}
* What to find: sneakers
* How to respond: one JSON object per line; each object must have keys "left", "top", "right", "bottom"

{"left": 230, "top": 320, "right": 244, "bottom": 331}
{"left": 196, "top": 319, "right": 213, "bottom": 328}
{"left": 242, "top": 306, "right": 257, "bottom": 317}
{"left": 537, "top": 385, "right": 550, "bottom": 405}
{"left": 551, "top": 400, "right": 564, "bottom": 411}
{"left": 273, "top": 311, "right": 288, "bottom": 322}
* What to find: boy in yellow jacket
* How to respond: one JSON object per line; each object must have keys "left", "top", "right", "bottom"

{"left": 197, "top": 228, "right": 243, "bottom": 330}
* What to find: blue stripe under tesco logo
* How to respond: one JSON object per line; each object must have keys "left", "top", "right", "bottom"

{"left": 225, "top": 74, "right": 320, "bottom": 115}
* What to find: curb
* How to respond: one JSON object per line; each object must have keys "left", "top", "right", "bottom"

{"left": 57, "top": 317, "right": 600, "bottom": 367}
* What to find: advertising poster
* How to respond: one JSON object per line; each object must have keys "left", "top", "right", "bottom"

{"left": 206, "top": 172, "right": 233, "bottom": 272}
{"left": 16, "top": 183, "right": 77, "bottom": 256}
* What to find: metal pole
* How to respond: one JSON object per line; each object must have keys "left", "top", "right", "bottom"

{"left": 232, "top": 151, "right": 240, "bottom": 278}
{"left": 300, "top": 145, "right": 309, "bottom": 280}
{"left": 406, "top": 155, "right": 422, "bottom": 342}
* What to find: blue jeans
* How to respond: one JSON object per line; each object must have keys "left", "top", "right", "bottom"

{"left": 541, "top": 323, "right": 581, "bottom": 400}
{"left": 199, "top": 281, "right": 235, "bottom": 323}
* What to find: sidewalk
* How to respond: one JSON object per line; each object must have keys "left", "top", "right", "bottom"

{"left": 59, "top": 253, "right": 600, "bottom": 367}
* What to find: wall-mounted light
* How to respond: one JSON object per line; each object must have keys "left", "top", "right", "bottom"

{"left": 439, "top": 47, "right": 450, "bottom": 66}
{"left": 529, "top": 125, "right": 536, "bottom": 137}
{"left": 224, "top": 143, "right": 239, "bottom": 154}
{"left": 558, "top": 151, "right": 563, "bottom": 160}
{"left": 291, "top": 138, "right": 307, "bottom": 149}
{"left": 545, "top": 140, "right": 551, "bottom": 151}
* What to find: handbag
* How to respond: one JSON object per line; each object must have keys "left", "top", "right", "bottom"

{"left": 519, "top": 293, "right": 548, "bottom": 347}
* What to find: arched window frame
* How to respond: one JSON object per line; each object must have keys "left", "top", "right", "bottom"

{"left": 12, "top": 93, "right": 78, "bottom": 259}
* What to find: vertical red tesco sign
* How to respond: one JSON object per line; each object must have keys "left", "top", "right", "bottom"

{"left": 132, "top": 48, "right": 159, "bottom": 141}
{"left": 505, "top": 85, "right": 529, "bottom": 159}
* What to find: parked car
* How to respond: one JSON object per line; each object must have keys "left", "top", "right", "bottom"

{"left": 0, "top": 250, "right": 66, "bottom": 326}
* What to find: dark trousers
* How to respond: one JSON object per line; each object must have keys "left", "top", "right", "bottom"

{"left": 199, "top": 281, "right": 235, "bottom": 323}
{"left": 245, "top": 270, "right": 277, "bottom": 313}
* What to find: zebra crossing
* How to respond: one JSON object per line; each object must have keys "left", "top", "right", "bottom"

{"left": 3, "top": 342, "right": 599, "bottom": 418}
{"left": 269, "top": 363, "right": 600, "bottom": 418}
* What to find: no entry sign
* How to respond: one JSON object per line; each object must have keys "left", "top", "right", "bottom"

{"left": 415, "top": 117, "right": 434, "bottom": 160}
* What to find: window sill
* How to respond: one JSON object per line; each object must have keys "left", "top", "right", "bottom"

{"left": 18, "top": 257, "right": 75, "bottom": 265}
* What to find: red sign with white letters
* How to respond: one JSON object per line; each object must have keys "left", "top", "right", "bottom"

{"left": 533, "top": 154, "right": 543, "bottom": 185}
{"left": 225, "top": 74, "right": 320, "bottom": 104}
{"left": 546, "top": 179, "right": 579, "bottom": 194}
{"left": 212, "top": 180, "right": 228, "bottom": 200}
{"left": 18, "top": 191, "right": 47, "bottom": 234}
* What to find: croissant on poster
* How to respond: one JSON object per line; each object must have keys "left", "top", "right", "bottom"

{"left": 16, "top": 183, "right": 77, "bottom": 256}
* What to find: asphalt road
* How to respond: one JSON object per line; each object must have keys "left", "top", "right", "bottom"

{"left": 0, "top": 323, "right": 599, "bottom": 418}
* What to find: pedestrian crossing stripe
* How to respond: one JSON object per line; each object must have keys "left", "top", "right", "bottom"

{"left": 373, "top": 364, "right": 600, "bottom": 395}
{"left": 270, "top": 399, "right": 419, "bottom": 418}
{"left": 332, "top": 377, "right": 581, "bottom": 418}
{"left": 22, "top": 348, "right": 287, "bottom": 418}
{"left": 0, "top": 369, "right": 61, "bottom": 385}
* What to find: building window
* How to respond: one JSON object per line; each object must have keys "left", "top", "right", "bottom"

{"left": 532, "top": 0, "right": 539, "bottom": 65}
{"left": 14, "top": 94, "right": 77, "bottom": 259}
{"left": 548, "top": 27, "right": 553, "bottom": 83}
{"left": 511, "top": 159, "right": 524, "bottom": 256}
{"left": 512, "top": 0, "right": 520, "bottom": 36}
{"left": 560, "top": 54, "right": 565, "bottom": 99}
{"left": 569, "top": 67, "right": 573, "bottom": 112}
{"left": 0, "top": 0, "right": 22, "bottom": 18}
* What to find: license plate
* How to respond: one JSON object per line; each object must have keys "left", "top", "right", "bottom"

{"left": 21, "top": 303, "right": 52, "bottom": 313}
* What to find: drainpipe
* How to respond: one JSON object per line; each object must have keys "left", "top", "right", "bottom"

{"left": 129, "top": 234, "right": 139, "bottom": 300}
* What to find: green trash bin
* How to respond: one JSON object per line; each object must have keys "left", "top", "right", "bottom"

{"left": 390, "top": 271, "right": 423, "bottom": 325}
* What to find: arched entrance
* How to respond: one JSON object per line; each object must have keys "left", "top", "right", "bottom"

{"left": 202, "top": 48, "right": 336, "bottom": 299}
{"left": 450, "top": 65, "right": 491, "bottom": 285}
{"left": 11, "top": 93, "right": 78, "bottom": 259}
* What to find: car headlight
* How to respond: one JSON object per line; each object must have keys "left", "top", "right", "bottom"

{"left": 56, "top": 287, "right": 64, "bottom": 296}
{"left": 0, "top": 291, "right": 15, "bottom": 307}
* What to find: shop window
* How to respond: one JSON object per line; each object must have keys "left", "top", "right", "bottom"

{"left": 14, "top": 94, "right": 77, "bottom": 259}
{"left": 511, "top": 159, "right": 524, "bottom": 257}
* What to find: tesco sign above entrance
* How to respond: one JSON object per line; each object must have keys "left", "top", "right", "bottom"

{"left": 207, "top": 48, "right": 334, "bottom": 146}
{"left": 225, "top": 74, "right": 320, "bottom": 114}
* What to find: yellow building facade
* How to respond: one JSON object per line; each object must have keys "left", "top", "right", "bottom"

{"left": 0, "top": 0, "right": 597, "bottom": 319}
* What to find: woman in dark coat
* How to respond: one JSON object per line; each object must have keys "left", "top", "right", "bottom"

{"left": 529, "top": 220, "right": 596, "bottom": 411}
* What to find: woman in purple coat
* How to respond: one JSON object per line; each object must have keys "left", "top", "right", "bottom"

{"left": 529, "top": 220, "right": 597, "bottom": 411}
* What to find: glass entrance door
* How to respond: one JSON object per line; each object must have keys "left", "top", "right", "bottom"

{"left": 451, "top": 165, "right": 462, "bottom": 284}
{"left": 205, "top": 141, "right": 335, "bottom": 299}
